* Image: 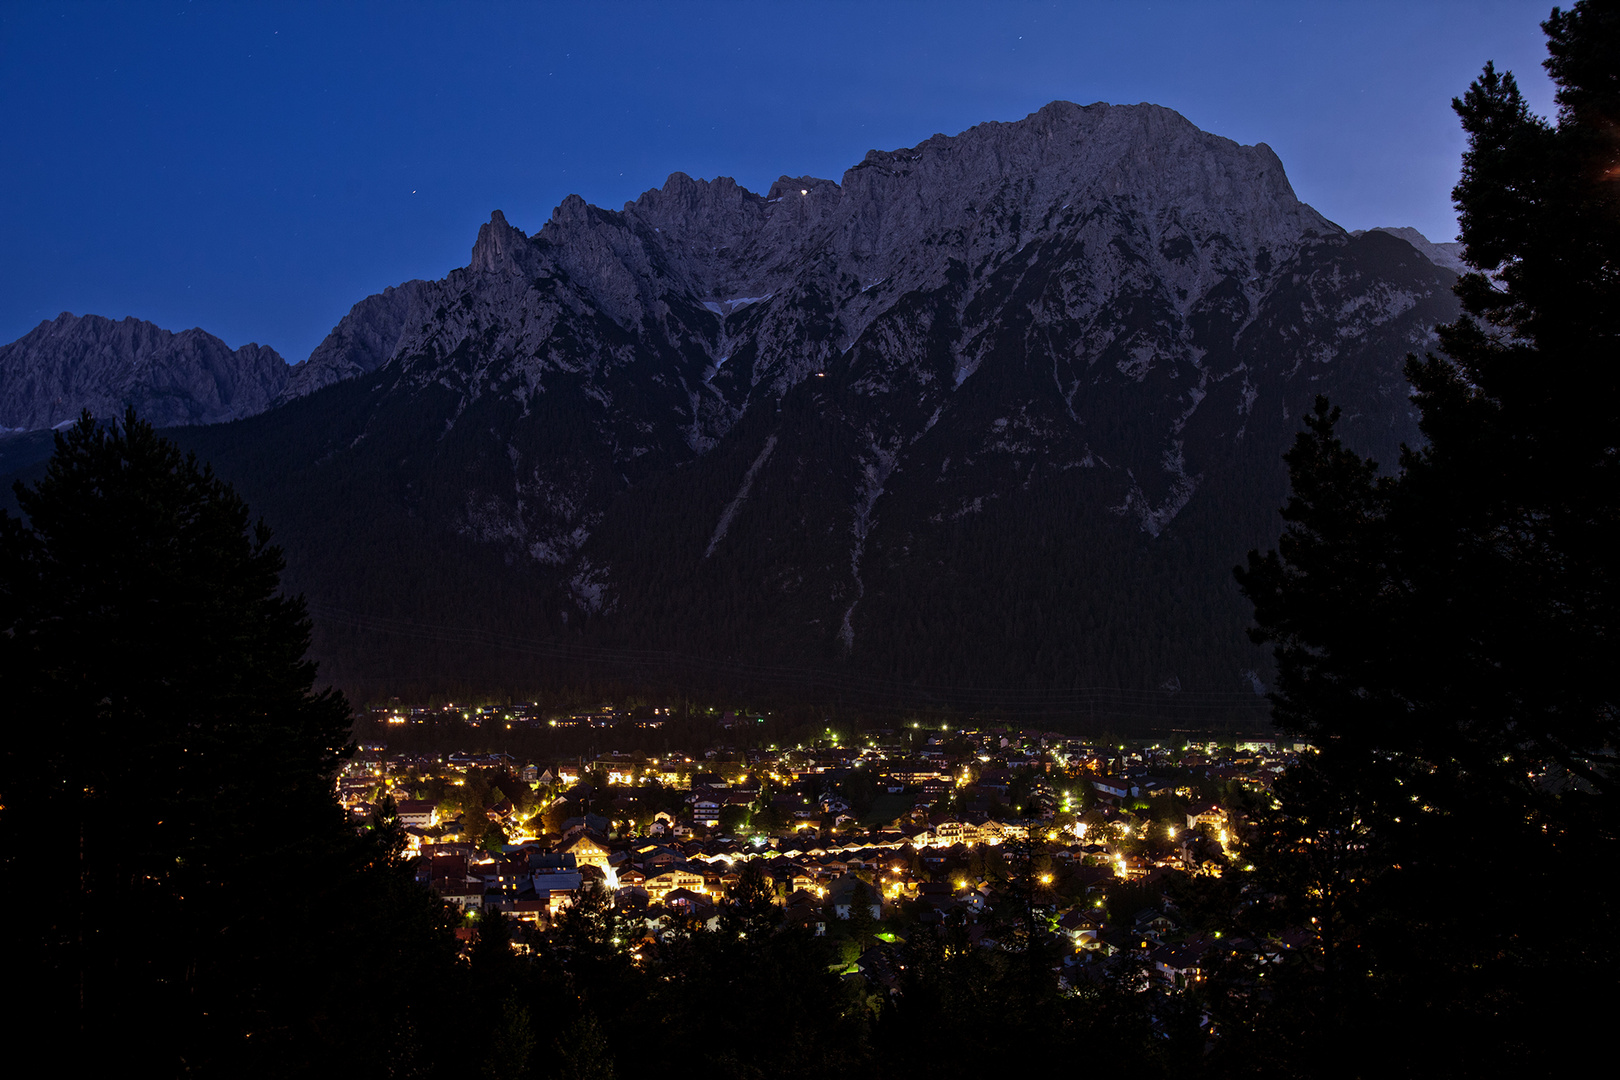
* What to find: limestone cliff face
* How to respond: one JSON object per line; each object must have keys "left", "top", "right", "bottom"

{"left": 0, "top": 313, "right": 287, "bottom": 431}
{"left": 363, "top": 102, "right": 1348, "bottom": 431}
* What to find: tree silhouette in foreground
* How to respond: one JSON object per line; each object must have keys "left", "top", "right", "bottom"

{"left": 1234, "top": 3, "right": 1618, "bottom": 1074}
{"left": 0, "top": 410, "right": 456, "bottom": 1074}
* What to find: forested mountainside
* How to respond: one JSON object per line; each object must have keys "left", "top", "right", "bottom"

{"left": 17, "top": 102, "right": 1462, "bottom": 718}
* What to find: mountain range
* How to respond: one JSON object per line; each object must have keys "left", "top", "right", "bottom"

{"left": 0, "top": 101, "right": 1463, "bottom": 723}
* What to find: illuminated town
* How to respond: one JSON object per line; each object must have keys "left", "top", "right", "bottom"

{"left": 339, "top": 703, "right": 1304, "bottom": 991}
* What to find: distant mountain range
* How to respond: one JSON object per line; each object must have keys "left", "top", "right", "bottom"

{"left": 0, "top": 283, "right": 435, "bottom": 433}
{"left": 0, "top": 313, "right": 288, "bottom": 432}
{"left": 0, "top": 102, "right": 1463, "bottom": 722}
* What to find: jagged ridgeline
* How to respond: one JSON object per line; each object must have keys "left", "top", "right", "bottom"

{"left": 22, "top": 102, "right": 1460, "bottom": 720}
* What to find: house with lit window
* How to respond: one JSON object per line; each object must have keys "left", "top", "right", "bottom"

{"left": 395, "top": 800, "right": 438, "bottom": 829}
{"left": 645, "top": 866, "right": 707, "bottom": 902}
{"left": 560, "top": 831, "right": 612, "bottom": 873}
{"left": 692, "top": 796, "right": 722, "bottom": 826}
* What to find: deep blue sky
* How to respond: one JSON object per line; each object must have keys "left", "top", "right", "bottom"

{"left": 1, "top": 1, "right": 1558, "bottom": 363}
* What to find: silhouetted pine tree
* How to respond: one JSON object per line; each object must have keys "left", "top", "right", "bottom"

{"left": 1234, "top": 3, "right": 1619, "bottom": 1074}
{"left": 0, "top": 410, "right": 457, "bottom": 1074}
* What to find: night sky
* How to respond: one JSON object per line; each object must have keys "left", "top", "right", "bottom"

{"left": 1, "top": 1, "right": 1557, "bottom": 364}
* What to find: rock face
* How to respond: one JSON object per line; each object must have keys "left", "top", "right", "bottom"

{"left": 1356, "top": 226, "right": 1467, "bottom": 273}
{"left": 164, "top": 101, "right": 1462, "bottom": 712}
{"left": 276, "top": 281, "right": 432, "bottom": 401}
{"left": 0, "top": 313, "right": 288, "bottom": 431}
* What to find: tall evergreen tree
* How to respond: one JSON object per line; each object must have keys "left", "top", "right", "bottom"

{"left": 1235, "top": 3, "right": 1618, "bottom": 1073}
{"left": 0, "top": 410, "right": 456, "bottom": 1073}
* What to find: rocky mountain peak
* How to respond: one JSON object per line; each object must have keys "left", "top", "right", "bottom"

{"left": 832, "top": 100, "right": 1323, "bottom": 253}
{"left": 470, "top": 208, "right": 531, "bottom": 275}
{"left": 549, "top": 192, "right": 596, "bottom": 228}
{"left": 628, "top": 171, "right": 766, "bottom": 222}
